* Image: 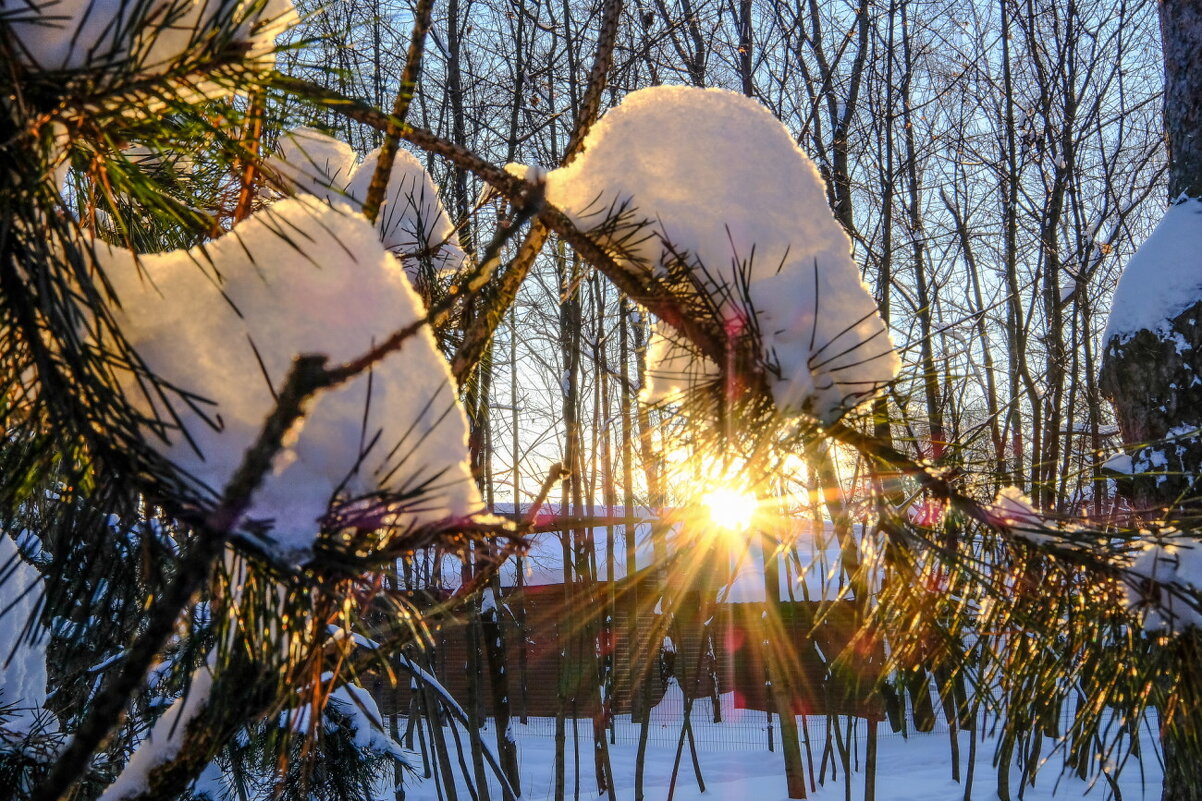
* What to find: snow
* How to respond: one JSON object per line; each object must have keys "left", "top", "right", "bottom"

{"left": 1104, "top": 198, "right": 1202, "bottom": 342}
{"left": 415, "top": 509, "right": 854, "bottom": 602}
{"left": 1124, "top": 532, "right": 1202, "bottom": 633}
{"left": 1102, "top": 453, "right": 1134, "bottom": 474}
{"left": 272, "top": 674, "right": 408, "bottom": 770}
{"left": 328, "top": 682, "right": 409, "bottom": 760}
{"left": 268, "top": 128, "right": 467, "bottom": 277}
{"left": 4, "top": 0, "right": 295, "bottom": 77}
{"left": 542, "top": 85, "right": 898, "bottom": 422}
{"left": 0, "top": 533, "right": 55, "bottom": 737}
{"left": 392, "top": 654, "right": 520, "bottom": 801}
{"left": 188, "top": 761, "right": 228, "bottom": 800}
{"left": 327, "top": 624, "right": 381, "bottom": 651}
{"left": 988, "top": 486, "right": 1060, "bottom": 544}
{"left": 989, "top": 492, "right": 1202, "bottom": 634}
{"left": 720, "top": 531, "right": 857, "bottom": 603}
{"left": 388, "top": 710, "right": 1163, "bottom": 801}
{"left": 414, "top": 503, "right": 849, "bottom": 599}
{"left": 987, "top": 486, "right": 1089, "bottom": 547}
{"left": 99, "top": 196, "right": 482, "bottom": 558}
{"left": 644, "top": 326, "right": 721, "bottom": 403}
{"left": 100, "top": 663, "right": 214, "bottom": 801}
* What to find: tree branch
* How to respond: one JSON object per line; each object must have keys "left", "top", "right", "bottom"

{"left": 361, "top": 0, "right": 434, "bottom": 223}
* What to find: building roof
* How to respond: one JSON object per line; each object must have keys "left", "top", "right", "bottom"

{"left": 414, "top": 504, "right": 863, "bottom": 603}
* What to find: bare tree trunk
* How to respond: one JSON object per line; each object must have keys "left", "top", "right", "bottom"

{"left": 631, "top": 306, "right": 666, "bottom": 801}
{"left": 481, "top": 580, "right": 520, "bottom": 800}
{"left": 1161, "top": 0, "right": 1202, "bottom": 201}
{"left": 620, "top": 298, "right": 639, "bottom": 724}
{"left": 864, "top": 719, "right": 877, "bottom": 801}
{"left": 1102, "top": 8, "right": 1202, "bottom": 797}
{"left": 898, "top": 1, "right": 944, "bottom": 460}
{"left": 763, "top": 534, "right": 807, "bottom": 799}
{"left": 508, "top": 304, "right": 530, "bottom": 724}
{"left": 999, "top": 0, "right": 1027, "bottom": 489}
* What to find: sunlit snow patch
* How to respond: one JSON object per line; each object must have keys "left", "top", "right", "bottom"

{"left": 1105, "top": 198, "right": 1202, "bottom": 343}
{"left": 99, "top": 196, "right": 482, "bottom": 559}
{"left": 268, "top": 127, "right": 468, "bottom": 277}
{"left": 542, "top": 85, "right": 898, "bottom": 422}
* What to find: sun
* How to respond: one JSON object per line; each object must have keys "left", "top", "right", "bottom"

{"left": 702, "top": 486, "right": 759, "bottom": 532}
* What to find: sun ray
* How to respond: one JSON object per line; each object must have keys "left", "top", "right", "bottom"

{"left": 702, "top": 486, "right": 759, "bottom": 533}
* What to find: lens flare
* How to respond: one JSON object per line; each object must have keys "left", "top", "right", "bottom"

{"left": 702, "top": 487, "right": 759, "bottom": 532}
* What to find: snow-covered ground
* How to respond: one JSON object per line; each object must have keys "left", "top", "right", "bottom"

{"left": 396, "top": 704, "right": 1164, "bottom": 801}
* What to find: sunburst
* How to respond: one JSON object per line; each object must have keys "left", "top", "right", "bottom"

{"left": 701, "top": 485, "right": 759, "bottom": 533}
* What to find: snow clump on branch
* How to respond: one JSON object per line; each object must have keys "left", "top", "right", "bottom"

{"left": 1123, "top": 534, "right": 1202, "bottom": 634}
{"left": 991, "top": 489, "right": 1202, "bottom": 634}
{"left": 267, "top": 127, "right": 468, "bottom": 278}
{"left": 98, "top": 196, "right": 482, "bottom": 559}
{"left": 540, "top": 85, "right": 899, "bottom": 422}
{"left": 986, "top": 486, "right": 1077, "bottom": 545}
{"left": 4, "top": 0, "right": 295, "bottom": 78}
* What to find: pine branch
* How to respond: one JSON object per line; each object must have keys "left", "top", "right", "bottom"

{"left": 30, "top": 355, "right": 329, "bottom": 801}
{"left": 450, "top": 223, "right": 550, "bottom": 385}
{"left": 266, "top": 73, "right": 753, "bottom": 378}
{"left": 231, "top": 89, "right": 266, "bottom": 225}
{"left": 33, "top": 281, "right": 487, "bottom": 798}
{"left": 563, "top": 0, "right": 624, "bottom": 166}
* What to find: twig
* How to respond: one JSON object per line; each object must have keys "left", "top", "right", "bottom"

{"left": 231, "top": 88, "right": 265, "bottom": 225}
{"left": 361, "top": 0, "right": 434, "bottom": 223}
{"left": 524, "top": 462, "right": 571, "bottom": 527}
{"left": 450, "top": 0, "right": 623, "bottom": 384}
{"left": 563, "top": 0, "right": 624, "bottom": 165}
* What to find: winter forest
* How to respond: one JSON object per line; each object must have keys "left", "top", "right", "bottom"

{"left": 2, "top": 0, "right": 1202, "bottom": 799}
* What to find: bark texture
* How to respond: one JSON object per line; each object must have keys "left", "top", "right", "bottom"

{"left": 1162, "top": 0, "right": 1202, "bottom": 200}
{"left": 1100, "top": 300, "right": 1202, "bottom": 516}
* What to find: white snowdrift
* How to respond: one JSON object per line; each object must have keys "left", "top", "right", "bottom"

{"left": 1105, "top": 198, "right": 1202, "bottom": 342}
{"left": 100, "top": 196, "right": 482, "bottom": 558}
{"left": 4, "top": 0, "right": 295, "bottom": 76}
{"left": 542, "top": 85, "right": 898, "bottom": 422}
{"left": 269, "top": 127, "right": 467, "bottom": 277}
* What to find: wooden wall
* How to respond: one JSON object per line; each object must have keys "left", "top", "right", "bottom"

{"left": 367, "top": 580, "right": 882, "bottom": 721}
